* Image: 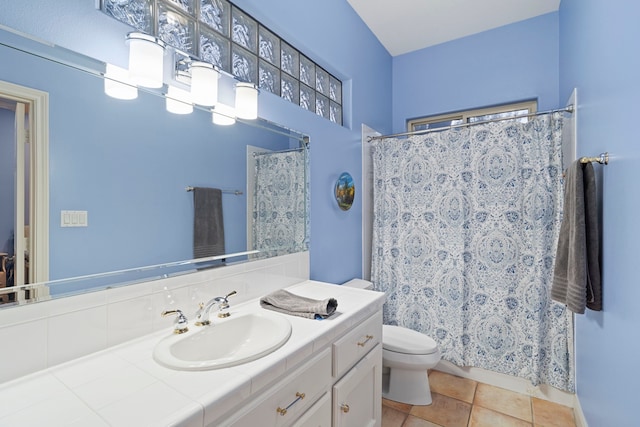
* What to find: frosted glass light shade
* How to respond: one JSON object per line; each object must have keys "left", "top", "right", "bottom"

{"left": 126, "top": 32, "right": 165, "bottom": 88}
{"left": 104, "top": 64, "right": 138, "bottom": 100}
{"left": 212, "top": 103, "right": 236, "bottom": 126}
{"left": 191, "top": 61, "right": 219, "bottom": 106}
{"left": 235, "top": 82, "right": 258, "bottom": 120}
{"left": 166, "top": 86, "right": 193, "bottom": 114}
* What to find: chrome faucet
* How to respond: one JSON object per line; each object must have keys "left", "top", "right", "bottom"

{"left": 195, "top": 290, "right": 237, "bottom": 326}
{"left": 161, "top": 309, "right": 189, "bottom": 334}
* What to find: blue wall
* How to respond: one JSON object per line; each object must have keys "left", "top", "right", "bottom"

{"left": 0, "top": 0, "right": 393, "bottom": 285}
{"left": 560, "top": 1, "right": 640, "bottom": 426}
{"left": 392, "top": 13, "right": 559, "bottom": 133}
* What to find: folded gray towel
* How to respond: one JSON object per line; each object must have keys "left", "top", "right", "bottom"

{"left": 260, "top": 289, "right": 338, "bottom": 319}
{"left": 193, "top": 187, "right": 225, "bottom": 259}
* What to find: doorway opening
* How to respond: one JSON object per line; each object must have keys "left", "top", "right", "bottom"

{"left": 0, "top": 81, "right": 49, "bottom": 304}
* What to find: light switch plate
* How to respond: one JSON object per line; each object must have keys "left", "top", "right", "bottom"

{"left": 61, "top": 210, "right": 88, "bottom": 227}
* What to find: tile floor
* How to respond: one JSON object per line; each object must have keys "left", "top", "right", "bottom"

{"left": 381, "top": 370, "right": 577, "bottom": 427}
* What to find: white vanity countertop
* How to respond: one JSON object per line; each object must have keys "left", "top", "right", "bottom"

{"left": 0, "top": 280, "right": 385, "bottom": 427}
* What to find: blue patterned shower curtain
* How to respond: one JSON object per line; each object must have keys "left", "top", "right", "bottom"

{"left": 371, "top": 114, "right": 574, "bottom": 391}
{"left": 252, "top": 149, "right": 308, "bottom": 258}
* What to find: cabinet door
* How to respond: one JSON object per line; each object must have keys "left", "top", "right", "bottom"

{"left": 332, "top": 344, "right": 382, "bottom": 427}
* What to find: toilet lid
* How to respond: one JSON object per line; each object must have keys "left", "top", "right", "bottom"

{"left": 382, "top": 325, "right": 438, "bottom": 355}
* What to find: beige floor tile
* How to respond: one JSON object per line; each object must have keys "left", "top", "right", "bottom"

{"left": 382, "top": 405, "right": 409, "bottom": 427}
{"left": 429, "top": 370, "right": 478, "bottom": 403}
{"left": 532, "top": 397, "right": 576, "bottom": 427}
{"left": 410, "top": 392, "right": 471, "bottom": 427}
{"left": 403, "top": 415, "right": 444, "bottom": 427}
{"left": 473, "top": 383, "right": 532, "bottom": 422}
{"left": 469, "top": 405, "right": 533, "bottom": 427}
{"left": 383, "top": 397, "right": 413, "bottom": 414}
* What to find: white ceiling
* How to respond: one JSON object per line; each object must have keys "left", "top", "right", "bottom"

{"left": 347, "top": 0, "right": 561, "bottom": 56}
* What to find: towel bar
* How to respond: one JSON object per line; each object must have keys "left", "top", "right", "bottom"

{"left": 579, "top": 152, "right": 608, "bottom": 165}
{"left": 185, "top": 186, "right": 243, "bottom": 195}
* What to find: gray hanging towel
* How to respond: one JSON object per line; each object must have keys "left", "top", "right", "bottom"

{"left": 260, "top": 289, "right": 338, "bottom": 319}
{"left": 193, "top": 187, "right": 225, "bottom": 258}
{"left": 551, "top": 161, "right": 602, "bottom": 313}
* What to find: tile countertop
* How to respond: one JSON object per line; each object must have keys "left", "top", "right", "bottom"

{"left": 0, "top": 280, "right": 385, "bottom": 427}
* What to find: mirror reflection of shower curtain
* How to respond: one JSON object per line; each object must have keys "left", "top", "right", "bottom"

{"left": 251, "top": 149, "right": 308, "bottom": 258}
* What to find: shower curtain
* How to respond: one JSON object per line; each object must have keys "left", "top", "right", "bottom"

{"left": 371, "top": 114, "right": 574, "bottom": 391}
{"left": 251, "top": 149, "right": 308, "bottom": 258}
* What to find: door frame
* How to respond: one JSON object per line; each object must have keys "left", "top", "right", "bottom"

{"left": 0, "top": 80, "right": 49, "bottom": 284}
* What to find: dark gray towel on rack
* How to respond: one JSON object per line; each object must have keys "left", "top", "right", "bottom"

{"left": 193, "top": 187, "right": 225, "bottom": 259}
{"left": 551, "top": 161, "right": 602, "bottom": 313}
{"left": 260, "top": 289, "right": 338, "bottom": 319}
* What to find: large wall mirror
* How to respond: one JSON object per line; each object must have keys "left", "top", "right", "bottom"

{"left": 0, "top": 27, "right": 309, "bottom": 307}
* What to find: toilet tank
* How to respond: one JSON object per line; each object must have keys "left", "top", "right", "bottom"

{"left": 342, "top": 278, "right": 374, "bottom": 290}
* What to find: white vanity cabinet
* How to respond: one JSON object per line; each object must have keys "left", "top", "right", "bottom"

{"left": 219, "top": 348, "right": 332, "bottom": 427}
{"left": 0, "top": 281, "right": 386, "bottom": 427}
{"left": 217, "top": 309, "right": 383, "bottom": 427}
{"left": 331, "top": 311, "right": 383, "bottom": 427}
{"left": 332, "top": 344, "right": 382, "bottom": 427}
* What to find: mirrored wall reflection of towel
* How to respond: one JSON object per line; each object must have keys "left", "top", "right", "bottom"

{"left": 193, "top": 187, "right": 225, "bottom": 258}
{"left": 552, "top": 161, "right": 602, "bottom": 314}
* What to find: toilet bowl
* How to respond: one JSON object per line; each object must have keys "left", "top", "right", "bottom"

{"left": 382, "top": 325, "right": 441, "bottom": 405}
{"left": 342, "top": 279, "right": 442, "bottom": 405}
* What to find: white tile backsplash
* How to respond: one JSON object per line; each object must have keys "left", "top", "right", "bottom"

{"left": 107, "top": 295, "right": 154, "bottom": 346}
{"left": 47, "top": 305, "right": 108, "bottom": 366}
{"left": 0, "top": 319, "right": 48, "bottom": 383}
{"left": 0, "top": 252, "right": 309, "bottom": 385}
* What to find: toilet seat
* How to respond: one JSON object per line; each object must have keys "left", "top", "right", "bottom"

{"left": 383, "top": 325, "right": 438, "bottom": 355}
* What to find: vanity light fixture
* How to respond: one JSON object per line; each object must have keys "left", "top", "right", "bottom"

{"left": 190, "top": 61, "right": 219, "bottom": 106}
{"left": 235, "top": 83, "right": 259, "bottom": 120}
{"left": 126, "top": 32, "right": 166, "bottom": 88}
{"left": 212, "top": 102, "right": 236, "bottom": 126}
{"left": 104, "top": 63, "right": 138, "bottom": 100}
{"left": 166, "top": 85, "right": 193, "bottom": 114}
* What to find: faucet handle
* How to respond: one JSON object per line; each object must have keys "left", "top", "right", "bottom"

{"left": 162, "top": 309, "right": 189, "bottom": 334}
{"left": 218, "top": 291, "right": 236, "bottom": 318}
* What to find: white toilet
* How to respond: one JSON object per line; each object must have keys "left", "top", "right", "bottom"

{"left": 343, "top": 279, "right": 442, "bottom": 405}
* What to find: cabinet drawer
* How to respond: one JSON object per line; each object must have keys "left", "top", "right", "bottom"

{"left": 332, "top": 311, "right": 382, "bottom": 378}
{"left": 291, "top": 392, "right": 331, "bottom": 427}
{"left": 224, "top": 348, "right": 332, "bottom": 427}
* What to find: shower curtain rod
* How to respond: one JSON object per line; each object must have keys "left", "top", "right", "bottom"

{"left": 367, "top": 105, "right": 574, "bottom": 142}
{"left": 252, "top": 147, "right": 305, "bottom": 156}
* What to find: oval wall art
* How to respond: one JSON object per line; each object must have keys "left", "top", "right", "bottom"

{"left": 335, "top": 172, "right": 355, "bottom": 211}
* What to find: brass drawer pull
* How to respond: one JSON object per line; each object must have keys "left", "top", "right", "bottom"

{"left": 276, "top": 392, "right": 306, "bottom": 416}
{"left": 357, "top": 334, "right": 374, "bottom": 347}
{"left": 341, "top": 403, "right": 350, "bottom": 413}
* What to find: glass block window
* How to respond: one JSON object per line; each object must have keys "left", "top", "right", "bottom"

{"left": 100, "top": 0, "right": 343, "bottom": 125}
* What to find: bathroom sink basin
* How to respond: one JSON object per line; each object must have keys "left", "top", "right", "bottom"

{"left": 153, "top": 310, "right": 292, "bottom": 371}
